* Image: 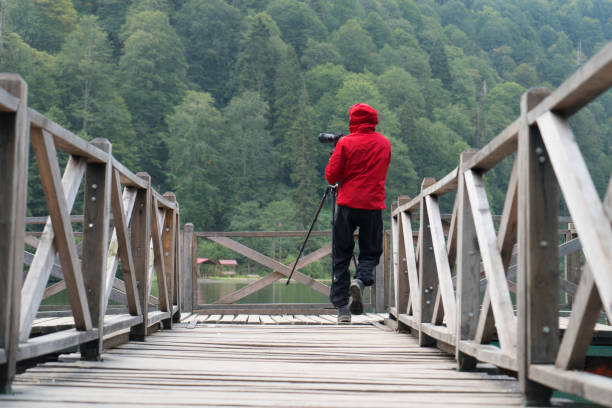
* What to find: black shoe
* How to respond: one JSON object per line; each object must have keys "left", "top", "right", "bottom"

{"left": 338, "top": 305, "right": 351, "bottom": 323}
{"left": 349, "top": 279, "right": 364, "bottom": 315}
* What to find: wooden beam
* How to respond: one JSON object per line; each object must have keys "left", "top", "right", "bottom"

{"left": 80, "top": 139, "right": 112, "bottom": 360}
{"left": 0, "top": 74, "right": 28, "bottom": 393}
{"left": 180, "top": 224, "right": 194, "bottom": 313}
{"left": 464, "top": 170, "right": 516, "bottom": 355}
{"left": 418, "top": 178, "right": 437, "bottom": 346}
{"left": 425, "top": 195, "right": 456, "bottom": 333}
{"left": 527, "top": 42, "right": 612, "bottom": 121}
{"left": 150, "top": 199, "right": 170, "bottom": 314}
{"left": 30, "top": 129, "right": 92, "bottom": 332}
{"left": 537, "top": 111, "right": 612, "bottom": 320}
{"left": 109, "top": 172, "right": 140, "bottom": 316}
{"left": 28, "top": 108, "right": 107, "bottom": 163}
{"left": 130, "top": 173, "right": 151, "bottom": 341}
{"left": 518, "top": 87, "right": 556, "bottom": 404}
{"left": 161, "top": 193, "right": 177, "bottom": 314}
{"left": 214, "top": 244, "right": 331, "bottom": 305}
{"left": 399, "top": 212, "right": 420, "bottom": 318}
{"left": 20, "top": 159, "right": 86, "bottom": 343}
{"left": 455, "top": 149, "right": 480, "bottom": 371}
{"left": 207, "top": 236, "right": 330, "bottom": 296}
{"left": 475, "top": 158, "right": 519, "bottom": 344}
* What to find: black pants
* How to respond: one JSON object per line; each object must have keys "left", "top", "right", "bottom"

{"left": 330, "top": 205, "right": 383, "bottom": 308}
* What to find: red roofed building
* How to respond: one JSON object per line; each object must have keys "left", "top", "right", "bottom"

{"left": 218, "top": 259, "right": 237, "bottom": 276}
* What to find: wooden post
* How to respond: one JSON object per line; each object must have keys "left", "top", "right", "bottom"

{"left": 161, "top": 192, "right": 177, "bottom": 328}
{"left": 455, "top": 149, "right": 479, "bottom": 371}
{"left": 518, "top": 87, "right": 558, "bottom": 405}
{"left": 173, "top": 207, "right": 181, "bottom": 323}
{"left": 392, "top": 196, "right": 411, "bottom": 319}
{"left": 0, "top": 74, "right": 28, "bottom": 393}
{"left": 418, "top": 178, "right": 437, "bottom": 346}
{"left": 181, "top": 223, "right": 194, "bottom": 313}
{"left": 130, "top": 173, "right": 151, "bottom": 341}
{"left": 383, "top": 231, "right": 390, "bottom": 311}
{"left": 374, "top": 252, "right": 385, "bottom": 312}
{"left": 81, "top": 138, "right": 112, "bottom": 360}
{"left": 564, "top": 223, "right": 580, "bottom": 306}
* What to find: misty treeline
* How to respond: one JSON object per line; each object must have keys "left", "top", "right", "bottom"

{"left": 2, "top": 0, "right": 611, "bottom": 273}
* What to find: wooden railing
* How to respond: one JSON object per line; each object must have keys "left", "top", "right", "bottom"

{"left": 180, "top": 228, "right": 389, "bottom": 315}
{"left": 389, "top": 42, "right": 612, "bottom": 406}
{"left": 0, "top": 74, "right": 181, "bottom": 393}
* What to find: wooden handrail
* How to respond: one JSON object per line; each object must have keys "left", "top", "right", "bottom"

{"left": 0, "top": 74, "right": 182, "bottom": 393}
{"left": 388, "top": 41, "right": 612, "bottom": 407}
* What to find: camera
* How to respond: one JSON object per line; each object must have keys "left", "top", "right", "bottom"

{"left": 318, "top": 132, "right": 343, "bottom": 144}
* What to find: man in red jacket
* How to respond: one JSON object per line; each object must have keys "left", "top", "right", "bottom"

{"left": 325, "top": 103, "right": 391, "bottom": 323}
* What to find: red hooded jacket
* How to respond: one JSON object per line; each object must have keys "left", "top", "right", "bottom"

{"left": 325, "top": 103, "right": 391, "bottom": 210}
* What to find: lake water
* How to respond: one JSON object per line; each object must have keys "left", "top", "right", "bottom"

{"left": 197, "top": 278, "right": 371, "bottom": 305}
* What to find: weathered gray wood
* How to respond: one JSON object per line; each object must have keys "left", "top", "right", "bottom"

{"left": 18, "top": 328, "right": 98, "bottom": 361}
{"left": 19, "top": 157, "right": 86, "bottom": 341}
{"left": 455, "top": 150, "right": 480, "bottom": 370}
{"left": 150, "top": 200, "right": 170, "bottom": 314}
{"left": 517, "top": 87, "right": 556, "bottom": 405}
{"left": 197, "top": 230, "right": 333, "bottom": 238}
{"left": 475, "top": 159, "right": 518, "bottom": 345}
{"left": 393, "top": 170, "right": 458, "bottom": 216}
{"left": 399, "top": 211, "right": 419, "bottom": 318}
{"left": 563, "top": 224, "right": 580, "bottom": 305}
{"left": 464, "top": 119, "right": 519, "bottom": 173}
{"left": 537, "top": 111, "right": 612, "bottom": 320}
{"left": 109, "top": 171, "right": 140, "bottom": 316}
{"left": 161, "top": 193, "right": 177, "bottom": 315}
{"left": 81, "top": 139, "right": 112, "bottom": 360}
{"left": 207, "top": 236, "right": 330, "bottom": 296}
{"left": 464, "top": 170, "right": 516, "bottom": 355}
{"left": 111, "top": 158, "right": 148, "bottom": 189}
{"left": 425, "top": 195, "right": 456, "bottom": 334}
{"left": 28, "top": 108, "right": 108, "bottom": 164}
{"left": 130, "top": 173, "right": 152, "bottom": 341}
{"left": 0, "top": 86, "right": 20, "bottom": 112}
{"left": 418, "top": 179, "right": 437, "bottom": 346}
{"left": 375, "top": 252, "right": 385, "bottom": 313}
{"left": 30, "top": 129, "right": 92, "bottom": 332}
{"left": 180, "top": 223, "right": 194, "bottom": 313}
{"left": 0, "top": 74, "right": 28, "bottom": 393}
{"left": 555, "top": 266, "right": 601, "bottom": 370}
{"left": 458, "top": 341, "right": 518, "bottom": 372}
{"left": 214, "top": 244, "right": 331, "bottom": 305}
{"left": 527, "top": 41, "right": 612, "bottom": 121}
{"left": 529, "top": 365, "right": 612, "bottom": 408}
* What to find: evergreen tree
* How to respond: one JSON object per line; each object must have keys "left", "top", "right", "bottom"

{"left": 175, "top": 0, "right": 243, "bottom": 104}
{"left": 118, "top": 10, "right": 187, "bottom": 186}
{"left": 429, "top": 39, "right": 452, "bottom": 89}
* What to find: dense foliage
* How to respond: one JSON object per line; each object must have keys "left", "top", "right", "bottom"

{"left": 2, "top": 0, "right": 611, "bottom": 275}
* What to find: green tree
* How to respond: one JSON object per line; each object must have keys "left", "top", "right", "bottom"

{"left": 5, "top": 0, "right": 77, "bottom": 52}
{"left": 430, "top": 39, "right": 452, "bottom": 89}
{"left": 234, "top": 12, "right": 284, "bottom": 104}
{"left": 222, "top": 91, "right": 276, "bottom": 205}
{"left": 332, "top": 19, "right": 376, "bottom": 73}
{"left": 300, "top": 39, "right": 341, "bottom": 70}
{"left": 166, "top": 91, "right": 225, "bottom": 228}
{"left": 118, "top": 10, "right": 187, "bottom": 186}
{"left": 175, "top": 0, "right": 242, "bottom": 103}
{"left": 266, "top": 0, "right": 327, "bottom": 57}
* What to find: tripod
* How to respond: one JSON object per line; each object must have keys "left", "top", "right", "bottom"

{"left": 286, "top": 184, "right": 338, "bottom": 285}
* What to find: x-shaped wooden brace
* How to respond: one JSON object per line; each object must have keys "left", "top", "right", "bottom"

{"left": 207, "top": 236, "right": 331, "bottom": 304}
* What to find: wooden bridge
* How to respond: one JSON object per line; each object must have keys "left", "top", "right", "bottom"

{"left": 2, "top": 43, "right": 612, "bottom": 407}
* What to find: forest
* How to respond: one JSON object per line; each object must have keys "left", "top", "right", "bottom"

{"left": 2, "top": 0, "right": 611, "bottom": 274}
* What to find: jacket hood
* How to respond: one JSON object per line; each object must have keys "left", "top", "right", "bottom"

{"left": 349, "top": 103, "right": 378, "bottom": 133}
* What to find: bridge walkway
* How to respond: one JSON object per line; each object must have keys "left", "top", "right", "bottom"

{"left": 0, "top": 318, "right": 528, "bottom": 407}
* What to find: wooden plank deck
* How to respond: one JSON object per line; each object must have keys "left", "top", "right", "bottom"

{"left": 0, "top": 319, "right": 531, "bottom": 407}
